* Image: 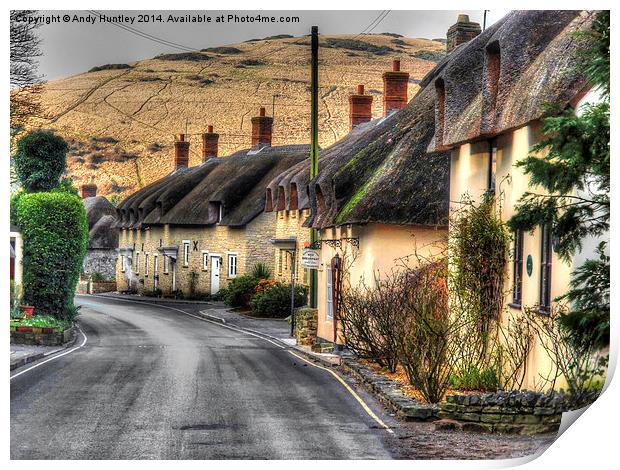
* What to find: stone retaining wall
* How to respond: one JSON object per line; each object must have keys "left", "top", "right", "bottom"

{"left": 437, "top": 391, "right": 563, "bottom": 435}
{"left": 11, "top": 326, "right": 75, "bottom": 347}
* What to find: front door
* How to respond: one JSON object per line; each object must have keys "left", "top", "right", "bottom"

{"left": 210, "top": 255, "right": 221, "bottom": 294}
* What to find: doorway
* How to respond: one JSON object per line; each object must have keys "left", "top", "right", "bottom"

{"left": 210, "top": 254, "right": 221, "bottom": 294}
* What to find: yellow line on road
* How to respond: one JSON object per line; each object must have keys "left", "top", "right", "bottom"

{"left": 287, "top": 350, "right": 393, "bottom": 434}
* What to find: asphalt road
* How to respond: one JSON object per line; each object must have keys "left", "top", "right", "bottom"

{"left": 10, "top": 296, "right": 395, "bottom": 459}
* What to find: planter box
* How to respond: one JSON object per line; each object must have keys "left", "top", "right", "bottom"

{"left": 11, "top": 326, "right": 75, "bottom": 346}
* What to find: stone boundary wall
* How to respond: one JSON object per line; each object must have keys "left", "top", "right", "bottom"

{"left": 11, "top": 326, "right": 75, "bottom": 347}
{"left": 341, "top": 358, "right": 439, "bottom": 421}
{"left": 437, "top": 391, "right": 563, "bottom": 435}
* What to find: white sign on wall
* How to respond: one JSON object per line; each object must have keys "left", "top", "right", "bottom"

{"left": 301, "top": 249, "right": 320, "bottom": 269}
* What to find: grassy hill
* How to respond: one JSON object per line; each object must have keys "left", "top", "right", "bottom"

{"left": 35, "top": 33, "right": 445, "bottom": 201}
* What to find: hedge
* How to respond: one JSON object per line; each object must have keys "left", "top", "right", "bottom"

{"left": 16, "top": 192, "right": 89, "bottom": 320}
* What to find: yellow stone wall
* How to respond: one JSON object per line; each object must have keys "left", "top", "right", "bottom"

{"left": 272, "top": 208, "right": 312, "bottom": 286}
{"left": 116, "top": 212, "right": 276, "bottom": 296}
{"left": 315, "top": 223, "right": 447, "bottom": 343}
{"left": 449, "top": 123, "right": 575, "bottom": 390}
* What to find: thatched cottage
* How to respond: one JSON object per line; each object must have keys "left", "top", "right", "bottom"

{"left": 79, "top": 184, "right": 119, "bottom": 292}
{"left": 115, "top": 108, "right": 308, "bottom": 296}
{"left": 427, "top": 10, "right": 604, "bottom": 388}
{"left": 266, "top": 57, "right": 452, "bottom": 344}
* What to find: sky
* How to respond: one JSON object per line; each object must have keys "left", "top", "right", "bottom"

{"left": 36, "top": 10, "right": 510, "bottom": 81}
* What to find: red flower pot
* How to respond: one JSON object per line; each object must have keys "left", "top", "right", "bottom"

{"left": 41, "top": 327, "right": 55, "bottom": 334}
{"left": 16, "top": 325, "right": 33, "bottom": 333}
{"left": 20, "top": 305, "right": 35, "bottom": 317}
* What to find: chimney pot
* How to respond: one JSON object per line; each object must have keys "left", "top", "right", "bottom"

{"left": 447, "top": 14, "right": 481, "bottom": 53}
{"left": 174, "top": 134, "right": 190, "bottom": 169}
{"left": 80, "top": 184, "right": 97, "bottom": 199}
{"left": 251, "top": 107, "right": 273, "bottom": 147}
{"left": 382, "top": 60, "right": 409, "bottom": 116}
{"left": 202, "top": 127, "right": 219, "bottom": 160}
{"left": 349, "top": 85, "right": 373, "bottom": 131}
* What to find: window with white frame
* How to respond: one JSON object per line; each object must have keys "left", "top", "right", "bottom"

{"left": 183, "top": 240, "right": 190, "bottom": 267}
{"left": 154, "top": 255, "right": 159, "bottom": 274}
{"left": 227, "top": 253, "right": 237, "bottom": 278}
{"left": 163, "top": 255, "right": 169, "bottom": 274}
{"left": 145, "top": 253, "right": 149, "bottom": 276}
{"left": 326, "top": 265, "right": 334, "bottom": 321}
{"left": 121, "top": 255, "right": 126, "bottom": 272}
{"left": 135, "top": 252, "right": 140, "bottom": 273}
{"left": 202, "top": 251, "right": 209, "bottom": 271}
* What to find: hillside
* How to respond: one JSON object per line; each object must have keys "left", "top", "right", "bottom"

{"left": 36, "top": 33, "right": 446, "bottom": 201}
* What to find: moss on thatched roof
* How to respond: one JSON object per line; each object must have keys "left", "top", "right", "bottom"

{"left": 428, "top": 10, "right": 594, "bottom": 151}
{"left": 116, "top": 145, "right": 309, "bottom": 229}
{"left": 267, "top": 10, "right": 595, "bottom": 230}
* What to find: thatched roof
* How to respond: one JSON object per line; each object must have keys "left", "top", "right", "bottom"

{"left": 266, "top": 10, "right": 595, "bottom": 230}
{"left": 266, "top": 68, "right": 450, "bottom": 229}
{"left": 428, "top": 10, "right": 594, "bottom": 151}
{"left": 116, "top": 145, "right": 309, "bottom": 229}
{"left": 83, "top": 196, "right": 118, "bottom": 248}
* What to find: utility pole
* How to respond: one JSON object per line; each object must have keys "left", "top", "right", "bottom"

{"left": 309, "top": 25, "right": 319, "bottom": 309}
{"left": 483, "top": 10, "right": 489, "bottom": 31}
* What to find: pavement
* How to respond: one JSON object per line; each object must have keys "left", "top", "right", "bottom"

{"left": 10, "top": 344, "right": 64, "bottom": 370}
{"left": 10, "top": 294, "right": 554, "bottom": 460}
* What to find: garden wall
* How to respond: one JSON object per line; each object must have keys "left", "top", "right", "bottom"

{"left": 11, "top": 326, "right": 75, "bottom": 347}
{"left": 437, "top": 391, "right": 564, "bottom": 435}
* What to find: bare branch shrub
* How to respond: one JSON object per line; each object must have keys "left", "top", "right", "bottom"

{"left": 339, "top": 270, "right": 406, "bottom": 372}
{"left": 522, "top": 305, "right": 606, "bottom": 407}
{"left": 397, "top": 258, "right": 460, "bottom": 403}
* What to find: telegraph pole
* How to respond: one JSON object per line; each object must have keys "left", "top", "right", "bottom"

{"left": 309, "top": 26, "right": 319, "bottom": 309}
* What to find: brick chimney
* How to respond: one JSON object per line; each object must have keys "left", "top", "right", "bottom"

{"left": 382, "top": 60, "right": 409, "bottom": 116}
{"left": 251, "top": 107, "right": 273, "bottom": 147}
{"left": 80, "top": 184, "right": 97, "bottom": 199}
{"left": 349, "top": 84, "right": 373, "bottom": 131}
{"left": 202, "top": 125, "right": 219, "bottom": 160}
{"left": 447, "top": 14, "right": 481, "bottom": 53}
{"left": 174, "top": 134, "right": 190, "bottom": 169}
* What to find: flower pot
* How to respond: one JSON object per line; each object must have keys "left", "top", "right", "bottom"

{"left": 20, "top": 305, "right": 35, "bottom": 317}
{"left": 16, "top": 325, "right": 33, "bottom": 333}
{"left": 41, "top": 327, "right": 55, "bottom": 334}
{"left": 32, "top": 327, "right": 43, "bottom": 334}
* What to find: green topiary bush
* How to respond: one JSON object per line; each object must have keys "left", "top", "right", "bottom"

{"left": 13, "top": 129, "right": 68, "bottom": 192}
{"left": 249, "top": 283, "right": 308, "bottom": 318}
{"left": 16, "top": 192, "right": 89, "bottom": 320}
{"left": 223, "top": 275, "right": 260, "bottom": 308}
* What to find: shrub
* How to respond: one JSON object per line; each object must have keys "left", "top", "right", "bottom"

{"left": 238, "top": 59, "right": 265, "bottom": 66}
{"left": 249, "top": 283, "right": 308, "bottom": 318}
{"left": 222, "top": 275, "right": 260, "bottom": 308}
{"left": 155, "top": 52, "right": 209, "bottom": 61}
{"left": 201, "top": 46, "right": 242, "bottom": 54}
{"left": 449, "top": 365, "right": 500, "bottom": 391}
{"left": 13, "top": 129, "right": 68, "bottom": 192}
{"left": 16, "top": 191, "right": 89, "bottom": 320}
{"left": 88, "top": 63, "right": 132, "bottom": 72}
{"left": 339, "top": 271, "right": 407, "bottom": 372}
{"left": 250, "top": 262, "right": 272, "bottom": 280}
{"left": 324, "top": 38, "right": 394, "bottom": 55}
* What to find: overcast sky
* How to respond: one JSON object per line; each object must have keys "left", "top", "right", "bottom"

{"left": 36, "top": 10, "right": 510, "bottom": 81}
